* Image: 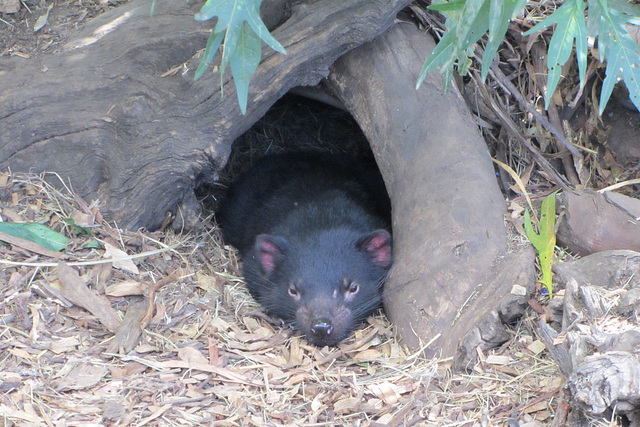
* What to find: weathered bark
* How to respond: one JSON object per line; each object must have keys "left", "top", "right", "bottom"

{"left": 326, "top": 23, "right": 536, "bottom": 363}
{"left": 542, "top": 251, "right": 640, "bottom": 419}
{"left": 568, "top": 352, "right": 640, "bottom": 416}
{"left": 0, "top": 0, "right": 412, "bottom": 230}
{"left": 553, "top": 250, "right": 640, "bottom": 292}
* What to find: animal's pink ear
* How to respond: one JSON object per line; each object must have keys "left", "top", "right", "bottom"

{"left": 255, "top": 234, "right": 288, "bottom": 276}
{"left": 357, "top": 230, "right": 392, "bottom": 268}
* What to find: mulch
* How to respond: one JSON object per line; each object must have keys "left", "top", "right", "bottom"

{"left": 0, "top": 170, "right": 566, "bottom": 426}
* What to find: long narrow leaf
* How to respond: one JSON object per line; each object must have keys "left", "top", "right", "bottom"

{"left": 416, "top": 29, "right": 458, "bottom": 89}
{"left": 538, "top": 192, "right": 557, "bottom": 295}
{"left": 0, "top": 222, "right": 69, "bottom": 252}
{"left": 194, "top": 0, "right": 234, "bottom": 24}
{"left": 230, "top": 22, "right": 262, "bottom": 114}
{"left": 245, "top": 0, "right": 285, "bottom": 54}
{"left": 524, "top": 0, "right": 588, "bottom": 109}
{"left": 195, "top": 31, "right": 225, "bottom": 80}
{"left": 194, "top": 0, "right": 286, "bottom": 113}
{"left": 428, "top": 0, "right": 466, "bottom": 13}
{"left": 482, "top": 0, "right": 526, "bottom": 80}
{"left": 596, "top": 7, "right": 640, "bottom": 113}
{"left": 456, "top": 0, "right": 487, "bottom": 48}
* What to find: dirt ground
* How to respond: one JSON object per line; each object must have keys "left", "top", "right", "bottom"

{"left": 0, "top": 0, "right": 637, "bottom": 426}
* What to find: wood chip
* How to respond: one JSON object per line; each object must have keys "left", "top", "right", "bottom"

{"left": 528, "top": 340, "right": 546, "bottom": 355}
{"left": 333, "top": 397, "right": 361, "bottom": 414}
{"left": 57, "top": 261, "right": 121, "bottom": 332}
{"left": 485, "top": 354, "right": 510, "bottom": 365}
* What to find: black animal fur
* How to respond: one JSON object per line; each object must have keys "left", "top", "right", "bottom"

{"left": 217, "top": 151, "right": 392, "bottom": 346}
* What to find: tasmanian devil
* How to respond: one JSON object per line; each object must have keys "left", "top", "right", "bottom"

{"left": 217, "top": 151, "right": 392, "bottom": 347}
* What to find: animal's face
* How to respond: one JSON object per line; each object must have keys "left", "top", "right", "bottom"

{"left": 250, "top": 229, "right": 392, "bottom": 346}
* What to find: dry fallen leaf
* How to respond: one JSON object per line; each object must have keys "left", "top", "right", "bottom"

{"left": 333, "top": 397, "right": 361, "bottom": 414}
{"left": 50, "top": 336, "right": 80, "bottom": 354}
{"left": 196, "top": 272, "right": 222, "bottom": 293}
{"left": 55, "top": 361, "right": 107, "bottom": 391}
{"left": 0, "top": 405, "right": 43, "bottom": 423}
{"left": 8, "top": 348, "right": 32, "bottom": 360}
{"left": 103, "top": 242, "right": 139, "bottom": 274}
{"left": 352, "top": 348, "right": 381, "bottom": 362}
{"left": 105, "top": 280, "right": 145, "bottom": 296}
{"left": 368, "top": 381, "right": 400, "bottom": 405}
{"left": 57, "top": 262, "right": 121, "bottom": 332}
{"left": 70, "top": 209, "right": 95, "bottom": 227}
{"left": 178, "top": 347, "right": 209, "bottom": 364}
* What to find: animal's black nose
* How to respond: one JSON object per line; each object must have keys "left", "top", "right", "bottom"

{"left": 310, "top": 318, "right": 334, "bottom": 338}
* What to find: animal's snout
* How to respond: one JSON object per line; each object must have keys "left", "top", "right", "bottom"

{"left": 310, "top": 318, "right": 334, "bottom": 339}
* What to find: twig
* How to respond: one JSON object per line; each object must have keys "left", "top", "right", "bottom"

{"left": 494, "top": 386, "right": 562, "bottom": 418}
{"left": 470, "top": 73, "right": 573, "bottom": 191}
{"left": 489, "top": 61, "right": 582, "bottom": 158}
{"left": 0, "top": 243, "right": 181, "bottom": 267}
{"left": 142, "top": 273, "right": 179, "bottom": 327}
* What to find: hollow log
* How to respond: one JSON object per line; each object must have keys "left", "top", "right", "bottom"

{"left": 326, "top": 23, "right": 536, "bottom": 363}
{"left": 0, "top": 0, "right": 411, "bottom": 230}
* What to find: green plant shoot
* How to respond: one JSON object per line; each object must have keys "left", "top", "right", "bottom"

{"left": 523, "top": 191, "right": 558, "bottom": 296}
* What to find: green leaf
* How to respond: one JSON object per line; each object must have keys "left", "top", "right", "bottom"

{"left": 0, "top": 222, "right": 69, "bottom": 252}
{"left": 417, "top": 0, "right": 492, "bottom": 91}
{"left": 195, "top": 31, "right": 225, "bottom": 81}
{"left": 82, "top": 239, "right": 102, "bottom": 249}
{"left": 428, "top": 0, "right": 466, "bottom": 13}
{"left": 60, "top": 218, "right": 102, "bottom": 249}
{"left": 524, "top": 191, "right": 558, "bottom": 296}
{"left": 230, "top": 21, "right": 262, "bottom": 114}
{"left": 416, "top": 29, "right": 457, "bottom": 90}
{"left": 591, "top": 4, "right": 640, "bottom": 114}
{"left": 457, "top": 0, "right": 488, "bottom": 47}
{"left": 218, "top": 8, "right": 244, "bottom": 84}
{"left": 244, "top": 0, "right": 285, "bottom": 54}
{"left": 194, "top": 0, "right": 234, "bottom": 24}
{"left": 524, "top": 0, "right": 588, "bottom": 109}
{"left": 609, "top": 0, "right": 640, "bottom": 17}
{"left": 61, "top": 218, "right": 94, "bottom": 237}
{"left": 194, "top": 0, "right": 286, "bottom": 113}
{"left": 482, "top": 0, "right": 526, "bottom": 80}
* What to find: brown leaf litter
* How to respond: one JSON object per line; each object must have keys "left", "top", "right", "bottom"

{"left": 0, "top": 170, "right": 593, "bottom": 426}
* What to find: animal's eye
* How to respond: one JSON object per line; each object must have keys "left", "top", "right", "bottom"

{"left": 347, "top": 282, "right": 359, "bottom": 294}
{"left": 288, "top": 285, "right": 299, "bottom": 298}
